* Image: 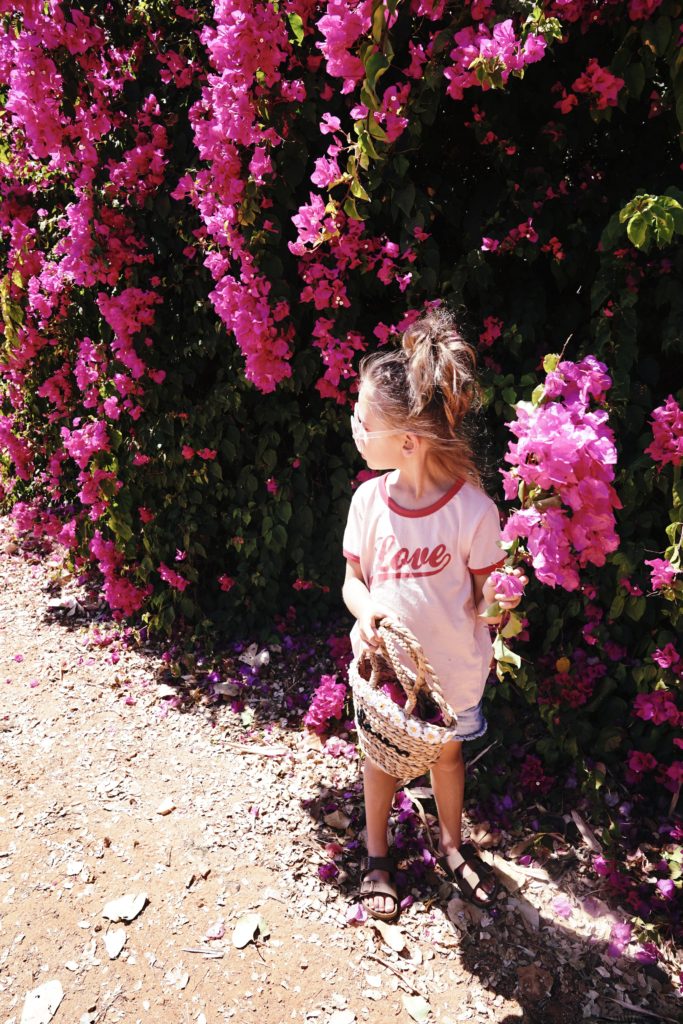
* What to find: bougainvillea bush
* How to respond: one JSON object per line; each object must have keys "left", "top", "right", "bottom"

{"left": 1, "top": 0, "right": 682, "bottom": 936}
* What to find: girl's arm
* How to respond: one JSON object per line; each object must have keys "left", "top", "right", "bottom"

{"left": 342, "top": 560, "right": 395, "bottom": 648}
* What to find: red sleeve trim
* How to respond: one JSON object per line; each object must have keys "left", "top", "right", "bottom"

{"left": 343, "top": 549, "right": 361, "bottom": 563}
{"left": 469, "top": 557, "right": 505, "bottom": 576}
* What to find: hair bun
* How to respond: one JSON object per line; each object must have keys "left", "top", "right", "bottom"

{"left": 400, "top": 307, "right": 480, "bottom": 430}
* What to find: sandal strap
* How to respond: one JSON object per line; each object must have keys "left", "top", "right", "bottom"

{"left": 438, "top": 845, "right": 499, "bottom": 905}
{"left": 363, "top": 855, "right": 394, "bottom": 874}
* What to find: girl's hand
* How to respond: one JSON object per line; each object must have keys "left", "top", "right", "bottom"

{"left": 483, "top": 567, "right": 528, "bottom": 612}
{"left": 358, "top": 603, "right": 396, "bottom": 649}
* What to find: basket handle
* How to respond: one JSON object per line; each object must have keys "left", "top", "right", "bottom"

{"left": 361, "top": 618, "right": 458, "bottom": 728}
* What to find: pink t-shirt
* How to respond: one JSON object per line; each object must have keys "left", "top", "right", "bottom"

{"left": 343, "top": 473, "right": 504, "bottom": 713}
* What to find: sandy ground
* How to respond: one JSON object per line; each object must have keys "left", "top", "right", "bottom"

{"left": 0, "top": 522, "right": 680, "bottom": 1024}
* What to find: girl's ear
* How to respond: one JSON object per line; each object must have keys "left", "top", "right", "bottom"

{"left": 402, "top": 433, "right": 418, "bottom": 455}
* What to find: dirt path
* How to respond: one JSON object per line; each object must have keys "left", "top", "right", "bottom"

{"left": 0, "top": 521, "right": 679, "bottom": 1024}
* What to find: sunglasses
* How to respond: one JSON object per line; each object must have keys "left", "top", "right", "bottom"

{"left": 350, "top": 405, "right": 404, "bottom": 447}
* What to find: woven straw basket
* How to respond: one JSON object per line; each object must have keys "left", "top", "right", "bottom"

{"left": 350, "top": 619, "right": 460, "bottom": 780}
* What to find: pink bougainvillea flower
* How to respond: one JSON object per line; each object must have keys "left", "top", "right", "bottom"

{"left": 196, "top": 447, "right": 217, "bottom": 460}
{"left": 632, "top": 690, "right": 680, "bottom": 727}
{"left": 303, "top": 674, "right": 347, "bottom": 734}
{"left": 644, "top": 395, "right": 683, "bottom": 469}
{"left": 345, "top": 901, "right": 368, "bottom": 924}
{"left": 218, "top": 574, "right": 235, "bottom": 592}
{"left": 181, "top": 445, "right": 195, "bottom": 459}
{"left": 488, "top": 569, "right": 526, "bottom": 601}
{"left": 607, "top": 921, "right": 632, "bottom": 957}
{"left": 644, "top": 557, "right": 678, "bottom": 590}
{"left": 633, "top": 943, "right": 659, "bottom": 965}
{"left": 552, "top": 895, "right": 573, "bottom": 919}
{"left": 627, "top": 749, "right": 657, "bottom": 774}
{"left": 652, "top": 643, "right": 681, "bottom": 672}
{"left": 317, "top": 861, "right": 339, "bottom": 882}
{"left": 572, "top": 59, "right": 624, "bottom": 110}
{"left": 158, "top": 563, "right": 190, "bottom": 591}
{"left": 656, "top": 878, "right": 675, "bottom": 899}
{"left": 266, "top": 477, "right": 278, "bottom": 494}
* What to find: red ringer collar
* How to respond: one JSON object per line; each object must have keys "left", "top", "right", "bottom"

{"left": 379, "top": 474, "right": 464, "bottom": 517}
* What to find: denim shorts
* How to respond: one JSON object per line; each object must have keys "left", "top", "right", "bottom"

{"left": 451, "top": 700, "right": 487, "bottom": 742}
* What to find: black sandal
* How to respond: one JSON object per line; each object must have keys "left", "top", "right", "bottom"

{"left": 438, "top": 842, "right": 500, "bottom": 909}
{"left": 356, "top": 855, "right": 400, "bottom": 922}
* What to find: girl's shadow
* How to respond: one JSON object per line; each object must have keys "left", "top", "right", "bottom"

{"left": 303, "top": 779, "right": 678, "bottom": 1024}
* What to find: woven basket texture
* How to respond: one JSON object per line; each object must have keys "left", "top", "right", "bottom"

{"left": 349, "top": 619, "right": 459, "bottom": 780}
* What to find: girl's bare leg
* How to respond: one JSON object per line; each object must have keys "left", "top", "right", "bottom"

{"left": 363, "top": 757, "right": 399, "bottom": 915}
{"left": 430, "top": 741, "right": 491, "bottom": 901}
{"left": 430, "top": 740, "right": 465, "bottom": 853}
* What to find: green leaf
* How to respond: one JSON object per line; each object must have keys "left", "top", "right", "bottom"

{"left": 365, "top": 52, "right": 389, "bottom": 91}
{"left": 595, "top": 725, "right": 624, "bottom": 754}
{"left": 626, "top": 213, "right": 649, "bottom": 249}
{"left": 623, "top": 62, "right": 645, "bottom": 100}
{"left": 343, "top": 196, "right": 364, "bottom": 221}
{"left": 626, "top": 596, "right": 646, "bottom": 621}
{"left": 371, "top": 1, "right": 385, "bottom": 44}
{"left": 542, "top": 353, "right": 560, "bottom": 374}
{"left": 393, "top": 182, "right": 415, "bottom": 217}
{"left": 350, "top": 178, "right": 370, "bottom": 201}
{"left": 531, "top": 384, "right": 545, "bottom": 406}
{"left": 500, "top": 611, "right": 524, "bottom": 639}
{"left": 493, "top": 634, "right": 521, "bottom": 668}
{"left": 286, "top": 12, "right": 304, "bottom": 44}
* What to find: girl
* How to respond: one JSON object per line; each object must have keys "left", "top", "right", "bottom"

{"left": 342, "top": 308, "right": 525, "bottom": 921}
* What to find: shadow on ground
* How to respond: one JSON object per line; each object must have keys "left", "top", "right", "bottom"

{"left": 301, "top": 777, "right": 678, "bottom": 1024}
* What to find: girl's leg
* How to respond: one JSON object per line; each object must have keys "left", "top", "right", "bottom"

{"left": 363, "top": 757, "right": 399, "bottom": 916}
{"left": 431, "top": 741, "right": 494, "bottom": 903}
{"left": 430, "top": 740, "right": 465, "bottom": 853}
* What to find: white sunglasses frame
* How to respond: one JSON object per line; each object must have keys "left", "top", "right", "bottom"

{"left": 350, "top": 406, "right": 404, "bottom": 446}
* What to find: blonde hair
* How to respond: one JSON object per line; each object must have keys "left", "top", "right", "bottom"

{"left": 358, "top": 307, "right": 483, "bottom": 487}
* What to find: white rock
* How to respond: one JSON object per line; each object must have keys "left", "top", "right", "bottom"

{"left": 102, "top": 892, "right": 148, "bottom": 922}
{"left": 104, "top": 928, "right": 126, "bottom": 959}
{"left": 156, "top": 798, "right": 176, "bottom": 816}
{"left": 328, "top": 1012, "right": 355, "bottom": 1024}
{"left": 20, "top": 980, "right": 64, "bottom": 1024}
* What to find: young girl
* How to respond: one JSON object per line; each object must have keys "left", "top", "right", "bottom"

{"left": 342, "top": 307, "right": 525, "bottom": 921}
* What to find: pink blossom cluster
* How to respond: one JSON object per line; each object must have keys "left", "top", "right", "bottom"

{"left": 627, "top": 0, "right": 663, "bottom": 20}
{"left": 0, "top": 1, "right": 176, "bottom": 613}
{"left": 444, "top": 19, "right": 547, "bottom": 102}
{"left": 488, "top": 568, "right": 526, "bottom": 602}
{"left": 569, "top": 58, "right": 625, "bottom": 111}
{"left": 644, "top": 558, "right": 679, "bottom": 591}
{"left": 538, "top": 648, "right": 607, "bottom": 709}
{"left": 91, "top": 530, "right": 150, "bottom": 617}
{"left": 175, "top": 0, "right": 305, "bottom": 392}
{"left": 633, "top": 690, "right": 681, "bottom": 728}
{"left": 502, "top": 356, "right": 621, "bottom": 590}
{"left": 518, "top": 754, "right": 555, "bottom": 795}
{"left": 303, "top": 673, "right": 348, "bottom": 734}
{"left": 644, "top": 395, "right": 683, "bottom": 469}
{"left": 626, "top": 746, "right": 683, "bottom": 795}
{"left": 158, "top": 563, "right": 190, "bottom": 592}
{"left": 316, "top": 0, "right": 371, "bottom": 94}
{"left": 481, "top": 218, "right": 539, "bottom": 254}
